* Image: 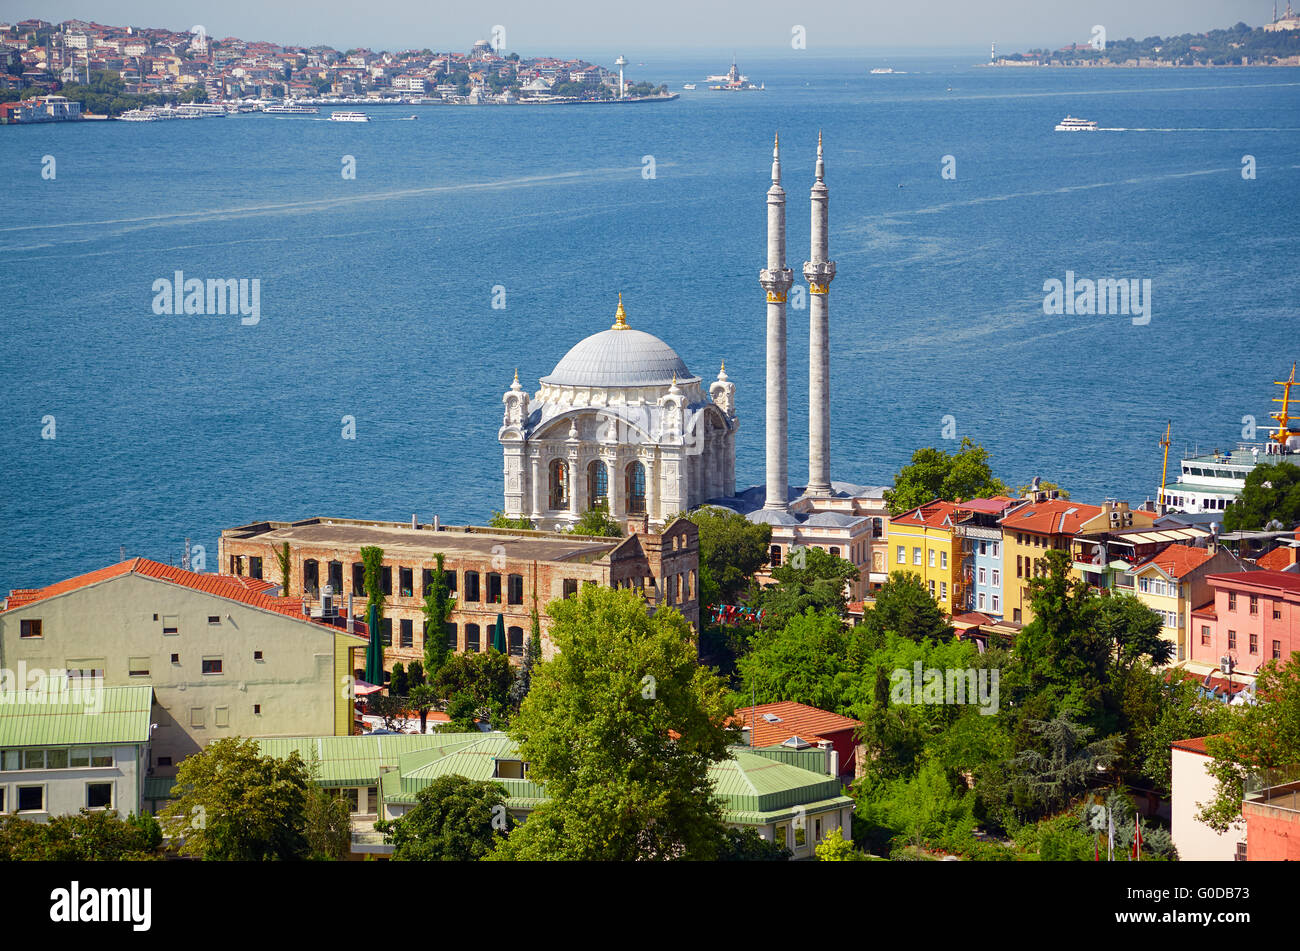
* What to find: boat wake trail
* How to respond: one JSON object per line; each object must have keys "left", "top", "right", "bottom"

{"left": 1099, "top": 127, "right": 1300, "bottom": 132}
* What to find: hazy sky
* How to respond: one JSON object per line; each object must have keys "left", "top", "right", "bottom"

{"left": 0, "top": 1, "right": 1279, "bottom": 53}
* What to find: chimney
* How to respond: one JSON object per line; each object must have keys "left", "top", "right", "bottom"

{"left": 411, "top": 514, "right": 417, "bottom": 529}
{"left": 432, "top": 515, "right": 440, "bottom": 532}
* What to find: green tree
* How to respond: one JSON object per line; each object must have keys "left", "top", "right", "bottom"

{"left": 856, "top": 570, "right": 953, "bottom": 645}
{"left": 408, "top": 684, "right": 439, "bottom": 733}
{"left": 1015, "top": 480, "right": 1069, "bottom": 500}
{"left": 508, "top": 607, "right": 543, "bottom": 710}
{"left": 884, "top": 438, "right": 1010, "bottom": 516}
{"left": 1003, "top": 549, "right": 1111, "bottom": 736}
{"left": 735, "top": 608, "right": 854, "bottom": 713}
{"left": 303, "top": 787, "right": 351, "bottom": 860}
{"left": 1223, "top": 461, "right": 1300, "bottom": 532}
{"left": 718, "top": 825, "right": 791, "bottom": 860}
{"left": 432, "top": 650, "right": 514, "bottom": 722}
{"left": 0, "top": 810, "right": 160, "bottom": 861}
{"left": 755, "top": 545, "right": 859, "bottom": 628}
{"left": 489, "top": 511, "right": 534, "bottom": 530}
{"left": 569, "top": 507, "right": 623, "bottom": 537}
{"left": 376, "top": 775, "right": 511, "bottom": 860}
{"left": 1092, "top": 592, "right": 1175, "bottom": 673}
{"left": 390, "top": 661, "right": 409, "bottom": 697}
{"left": 490, "top": 585, "right": 734, "bottom": 860}
{"left": 1198, "top": 654, "right": 1300, "bottom": 832}
{"left": 366, "top": 693, "right": 411, "bottom": 732}
{"left": 275, "top": 541, "right": 291, "bottom": 596}
{"left": 421, "top": 553, "right": 453, "bottom": 677}
{"left": 1008, "top": 714, "right": 1122, "bottom": 817}
{"left": 815, "top": 826, "right": 867, "bottom": 860}
{"left": 1137, "top": 674, "right": 1235, "bottom": 795}
{"left": 361, "top": 546, "right": 385, "bottom": 624}
{"left": 687, "top": 506, "right": 772, "bottom": 607}
{"left": 160, "top": 737, "right": 311, "bottom": 860}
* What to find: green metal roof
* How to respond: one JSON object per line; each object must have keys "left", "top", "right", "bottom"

{"left": 255, "top": 733, "right": 481, "bottom": 787}
{"left": 708, "top": 749, "right": 846, "bottom": 815}
{"left": 0, "top": 685, "right": 153, "bottom": 747}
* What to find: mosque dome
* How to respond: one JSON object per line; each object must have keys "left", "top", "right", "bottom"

{"left": 540, "top": 295, "right": 696, "bottom": 389}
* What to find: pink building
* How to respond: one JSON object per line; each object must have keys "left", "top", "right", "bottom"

{"left": 1191, "top": 570, "right": 1300, "bottom": 677}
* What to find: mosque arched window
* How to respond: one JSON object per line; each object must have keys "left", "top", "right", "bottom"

{"left": 549, "top": 459, "right": 569, "bottom": 510}
{"left": 587, "top": 461, "right": 608, "bottom": 509}
{"left": 625, "top": 462, "right": 646, "bottom": 515}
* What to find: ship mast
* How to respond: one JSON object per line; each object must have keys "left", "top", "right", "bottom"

{"left": 1270, "top": 362, "right": 1299, "bottom": 450}
{"left": 1159, "top": 421, "right": 1172, "bottom": 513}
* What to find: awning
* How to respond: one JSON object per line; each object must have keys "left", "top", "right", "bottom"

{"left": 1073, "top": 562, "right": 1108, "bottom": 574}
{"left": 353, "top": 680, "right": 383, "bottom": 697}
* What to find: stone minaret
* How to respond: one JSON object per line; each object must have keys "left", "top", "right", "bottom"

{"left": 760, "top": 133, "right": 793, "bottom": 511}
{"left": 804, "top": 132, "right": 836, "bottom": 498}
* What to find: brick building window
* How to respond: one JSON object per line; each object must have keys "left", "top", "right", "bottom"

{"left": 400, "top": 618, "right": 413, "bottom": 648}
{"left": 249, "top": 556, "right": 263, "bottom": 579}
{"left": 1249, "top": 595, "right": 1258, "bottom": 615}
{"left": 563, "top": 578, "right": 578, "bottom": 598}
{"left": 1227, "top": 630, "right": 1236, "bottom": 650}
{"left": 770, "top": 546, "right": 781, "bottom": 568}
{"left": 303, "top": 559, "right": 319, "bottom": 596}
{"left": 465, "top": 624, "right": 480, "bottom": 653}
{"left": 352, "top": 563, "right": 365, "bottom": 595}
{"left": 1274, "top": 640, "right": 1282, "bottom": 660}
{"left": 464, "top": 571, "right": 480, "bottom": 602}
{"left": 381, "top": 618, "right": 392, "bottom": 647}
{"left": 328, "top": 561, "right": 344, "bottom": 593}
{"left": 487, "top": 573, "right": 503, "bottom": 604}
{"left": 1228, "top": 592, "right": 1237, "bottom": 612}
{"left": 1249, "top": 633, "right": 1258, "bottom": 655}
{"left": 508, "top": 574, "right": 524, "bottom": 605}
{"left": 230, "top": 555, "right": 243, "bottom": 575}
{"left": 445, "top": 623, "right": 458, "bottom": 651}
{"left": 399, "top": 567, "right": 414, "bottom": 598}
{"left": 380, "top": 567, "right": 392, "bottom": 597}
{"left": 508, "top": 626, "right": 524, "bottom": 657}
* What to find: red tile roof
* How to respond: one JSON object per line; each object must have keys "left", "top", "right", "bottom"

{"left": 1207, "top": 569, "right": 1300, "bottom": 595}
{"left": 1133, "top": 543, "right": 1215, "bottom": 579}
{"left": 1171, "top": 736, "right": 1212, "bottom": 755}
{"left": 3, "top": 558, "right": 361, "bottom": 635}
{"left": 892, "top": 500, "right": 964, "bottom": 529}
{"left": 1000, "top": 499, "right": 1102, "bottom": 535}
{"left": 951, "top": 611, "right": 995, "bottom": 628}
{"left": 730, "top": 701, "right": 861, "bottom": 748}
{"left": 1256, "top": 546, "right": 1296, "bottom": 572}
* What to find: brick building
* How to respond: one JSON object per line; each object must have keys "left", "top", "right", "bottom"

{"left": 218, "top": 516, "right": 699, "bottom": 674}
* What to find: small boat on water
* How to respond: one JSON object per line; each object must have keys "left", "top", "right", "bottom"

{"left": 1055, "top": 115, "right": 1099, "bottom": 131}
{"left": 870, "top": 67, "right": 894, "bottom": 74}
{"left": 330, "top": 111, "right": 370, "bottom": 122}
{"left": 682, "top": 83, "right": 696, "bottom": 90}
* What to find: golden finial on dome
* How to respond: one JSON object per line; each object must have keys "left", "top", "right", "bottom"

{"left": 611, "top": 292, "right": 629, "bottom": 330}
{"left": 513, "top": 368, "right": 519, "bottom": 383}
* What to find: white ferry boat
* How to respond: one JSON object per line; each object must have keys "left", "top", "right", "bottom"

{"left": 264, "top": 102, "right": 319, "bottom": 115}
{"left": 869, "top": 67, "right": 895, "bottom": 74}
{"left": 682, "top": 83, "right": 696, "bottom": 90}
{"left": 1158, "top": 367, "right": 1300, "bottom": 514}
{"left": 1055, "top": 115, "right": 1099, "bottom": 131}
{"left": 117, "top": 109, "right": 157, "bottom": 122}
{"left": 330, "top": 111, "right": 370, "bottom": 122}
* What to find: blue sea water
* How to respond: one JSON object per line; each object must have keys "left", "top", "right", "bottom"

{"left": 2, "top": 52, "right": 1298, "bottom": 589}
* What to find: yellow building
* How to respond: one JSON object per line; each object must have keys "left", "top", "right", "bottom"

{"left": 999, "top": 498, "right": 1102, "bottom": 625}
{"left": 1128, "top": 544, "right": 1238, "bottom": 663}
{"left": 887, "top": 501, "right": 965, "bottom": 614}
